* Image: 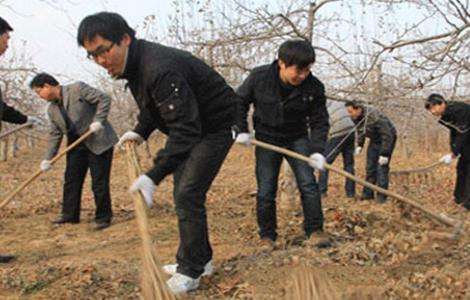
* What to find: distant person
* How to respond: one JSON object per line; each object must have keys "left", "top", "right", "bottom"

{"left": 345, "top": 101, "right": 396, "bottom": 203}
{"left": 425, "top": 94, "right": 470, "bottom": 210}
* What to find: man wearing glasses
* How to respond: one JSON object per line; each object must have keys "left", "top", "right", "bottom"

{"left": 77, "top": 12, "right": 238, "bottom": 294}
{"left": 0, "top": 16, "right": 42, "bottom": 263}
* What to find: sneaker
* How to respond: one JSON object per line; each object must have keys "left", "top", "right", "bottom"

{"left": 166, "top": 273, "right": 200, "bottom": 294}
{"left": 305, "top": 231, "right": 331, "bottom": 248}
{"left": 163, "top": 260, "right": 214, "bottom": 277}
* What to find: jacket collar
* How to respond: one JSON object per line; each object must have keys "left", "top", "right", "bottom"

{"left": 119, "top": 38, "right": 142, "bottom": 81}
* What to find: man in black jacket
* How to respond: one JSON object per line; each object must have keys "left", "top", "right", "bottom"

{"left": 77, "top": 12, "right": 237, "bottom": 294}
{"left": 425, "top": 94, "right": 470, "bottom": 210}
{"left": 345, "top": 101, "right": 397, "bottom": 203}
{"left": 0, "top": 16, "right": 41, "bottom": 264}
{"left": 236, "top": 40, "right": 330, "bottom": 249}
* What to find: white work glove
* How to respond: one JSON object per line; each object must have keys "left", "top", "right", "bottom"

{"left": 378, "top": 156, "right": 389, "bottom": 165}
{"left": 235, "top": 133, "right": 252, "bottom": 146}
{"left": 89, "top": 121, "right": 104, "bottom": 133}
{"left": 40, "top": 160, "right": 52, "bottom": 172}
{"left": 27, "top": 116, "right": 42, "bottom": 126}
{"left": 129, "top": 174, "right": 156, "bottom": 208}
{"left": 308, "top": 153, "right": 326, "bottom": 171}
{"left": 117, "top": 131, "right": 144, "bottom": 148}
{"left": 354, "top": 147, "right": 362, "bottom": 156}
{"left": 439, "top": 153, "right": 453, "bottom": 165}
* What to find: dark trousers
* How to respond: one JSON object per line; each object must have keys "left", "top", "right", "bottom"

{"left": 62, "top": 146, "right": 113, "bottom": 222}
{"left": 255, "top": 136, "right": 323, "bottom": 241}
{"left": 362, "top": 137, "right": 397, "bottom": 201}
{"left": 455, "top": 155, "right": 470, "bottom": 209}
{"left": 174, "top": 130, "right": 233, "bottom": 279}
{"left": 319, "top": 134, "right": 355, "bottom": 196}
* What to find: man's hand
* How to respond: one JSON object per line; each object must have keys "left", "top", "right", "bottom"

{"left": 117, "top": 131, "right": 144, "bottom": 148}
{"left": 439, "top": 153, "right": 454, "bottom": 165}
{"left": 89, "top": 121, "right": 104, "bottom": 133}
{"left": 27, "top": 116, "right": 42, "bottom": 126}
{"left": 129, "top": 174, "right": 156, "bottom": 208}
{"left": 40, "top": 160, "right": 52, "bottom": 172}
{"left": 309, "top": 153, "right": 326, "bottom": 171}
{"left": 235, "top": 133, "right": 252, "bottom": 146}
{"left": 354, "top": 146, "right": 362, "bottom": 156}
{"left": 378, "top": 156, "right": 389, "bottom": 165}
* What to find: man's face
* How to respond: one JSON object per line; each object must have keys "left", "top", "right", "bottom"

{"left": 82, "top": 34, "right": 131, "bottom": 78}
{"left": 0, "top": 31, "right": 11, "bottom": 56}
{"left": 427, "top": 102, "right": 446, "bottom": 117}
{"left": 346, "top": 106, "right": 362, "bottom": 120}
{"left": 278, "top": 60, "right": 312, "bottom": 86}
{"left": 33, "top": 84, "right": 56, "bottom": 101}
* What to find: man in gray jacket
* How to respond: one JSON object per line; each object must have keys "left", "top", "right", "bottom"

{"left": 30, "top": 73, "right": 118, "bottom": 230}
{"left": 318, "top": 100, "right": 356, "bottom": 198}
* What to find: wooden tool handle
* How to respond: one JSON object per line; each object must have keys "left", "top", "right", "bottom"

{"left": 0, "top": 123, "right": 32, "bottom": 140}
{"left": 251, "top": 139, "right": 459, "bottom": 228}
{"left": 0, "top": 130, "right": 94, "bottom": 209}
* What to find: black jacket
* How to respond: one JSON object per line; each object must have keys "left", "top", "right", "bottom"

{"left": 439, "top": 101, "right": 470, "bottom": 157}
{"left": 354, "top": 106, "right": 397, "bottom": 157}
{"left": 120, "top": 39, "right": 237, "bottom": 185}
{"left": 236, "top": 61, "right": 329, "bottom": 153}
{"left": 0, "top": 86, "right": 28, "bottom": 127}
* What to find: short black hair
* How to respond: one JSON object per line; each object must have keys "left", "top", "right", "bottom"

{"left": 278, "top": 39, "right": 316, "bottom": 69}
{"left": 345, "top": 100, "right": 363, "bottom": 110}
{"left": 77, "top": 12, "right": 136, "bottom": 46}
{"left": 0, "top": 17, "right": 13, "bottom": 35}
{"left": 425, "top": 93, "right": 446, "bottom": 110}
{"left": 29, "top": 73, "right": 59, "bottom": 89}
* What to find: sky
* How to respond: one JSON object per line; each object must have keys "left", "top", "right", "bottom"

{"left": 0, "top": 0, "right": 174, "bottom": 81}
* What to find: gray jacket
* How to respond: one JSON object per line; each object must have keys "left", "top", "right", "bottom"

{"left": 327, "top": 100, "right": 355, "bottom": 139}
{"left": 44, "top": 82, "right": 118, "bottom": 160}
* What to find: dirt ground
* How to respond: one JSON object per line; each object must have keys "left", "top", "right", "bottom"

{"left": 0, "top": 138, "right": 468, "bottom": 299}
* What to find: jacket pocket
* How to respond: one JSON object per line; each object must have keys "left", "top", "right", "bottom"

{"left": 256, "top": 95, "right": 281, "bottom": 126}
{"left": 157, "top": 95, "right": 184, "bottom": 122}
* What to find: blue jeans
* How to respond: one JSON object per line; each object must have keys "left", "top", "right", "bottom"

{"left": 318, "top": 134, "right": 355, "bottom": 196}
{"left": 362, "top": 137, "right": 396, "bottom": 201}
{"left": 255, "top": 136, "right": 323, "bottom": 241}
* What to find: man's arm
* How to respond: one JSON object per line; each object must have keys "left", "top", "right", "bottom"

{"left": 1, "top": 102, "right": 28, "bottom": 124}
{"left": 235, "top": 71, "right": 256, "bottom": 133}
{"left": 308, "top": 84, "right": 329, "bottom": 153}
{"left": 79, "top": 82, "right": 111, "bottom": 124}
{"left": 145, "top": 70, "right": 202, "bottom": 185}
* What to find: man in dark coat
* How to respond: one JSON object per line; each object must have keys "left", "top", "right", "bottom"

{"left": 425, "top": 94, "right": 470, "bottom": 210}
{"left": 236, "top": 40, "right": 330, "bottom": 249}
{"left": 77, "top": 12, "right": 237, "bottom": 294}
{"left": 345, "top": 101, "right": 397, "bottom": 203}
{"left": 0, "top": 16, "right": 41, "bottom": 264}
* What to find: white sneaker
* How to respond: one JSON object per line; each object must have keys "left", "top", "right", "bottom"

{"left": 166, "top": 273, "right": 200, "bottom": 294}
{"left": 163, "top": 260, "right": 214, "bottom": 276}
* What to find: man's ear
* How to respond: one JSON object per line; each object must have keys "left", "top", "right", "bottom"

{"left": 120, "top": 34, "right": 132, "bottom": 47}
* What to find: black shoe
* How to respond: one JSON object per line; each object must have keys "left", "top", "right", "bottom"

{"left": 360, "top": 195, "right": 374, "bottom": 200}
{"left": 377, "top": 196, "right": 387, "bottom": 203}
{"left": 0, "top": 254, "right": 15, "bottom": 263}
{"left": 52, "top": 216, "right": 79, "bottom": 224}
{"left": 94, "top": 221, "right": 111, "bottom": 231}
{"left": 346, "top": 193, "right": 356, "bottom": 199}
